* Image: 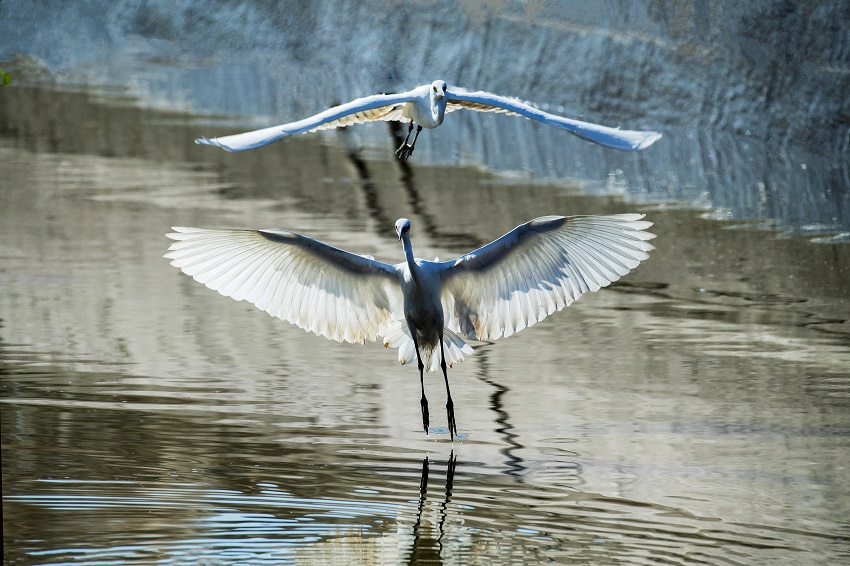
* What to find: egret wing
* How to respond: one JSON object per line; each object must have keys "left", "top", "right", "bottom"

{"left": 446, "top": 88, "right": 661, "bottom": 151}
{"left": 165, "top": 227, "right": 403, "bottom": 344}
{"left": 195, "top": 89, "right": 418, "bottom": 152}
{"left": 439, "top": 214, "right": 655, "bottom": 341}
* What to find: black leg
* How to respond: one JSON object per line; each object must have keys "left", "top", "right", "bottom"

{"left": 396, "top": 123, "right": 423, "bottom": 160}
{"left": 420, "top": 364, "right": 429, "bottom": 434}
{"left": 396, "top": 123, "right": 415, "bottom": 159}
{"left": 439, "top": 335, "right": 457, "bottom": 439}
{"left": 409, "top": 125, "right": 423, "bottom": 153}
{"left": 411, "top": 332, "right": 429, "bottom": 434}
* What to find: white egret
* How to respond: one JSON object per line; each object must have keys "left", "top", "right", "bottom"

{"left": 195, "top": 80, "right": 662, "bottom": 159}
{"left": 165, "top": 214, "right": 655, "bottom": 437}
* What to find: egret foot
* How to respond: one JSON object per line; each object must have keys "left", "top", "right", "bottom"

{"left": 420, "top": 396, "right": 430, "bottom": 434}
{"left": 396, "top": 144, "right": 414, "bottom": 160}
{"left": 446, "top": 398, "right": 457, "bottom": 439}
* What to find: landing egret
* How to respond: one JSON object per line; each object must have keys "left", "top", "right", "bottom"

{"left": 165, "top": 214, "right": 655, "bottom": 437}
{"left": 195, "top": 80, "right": 662, "bottom": 159}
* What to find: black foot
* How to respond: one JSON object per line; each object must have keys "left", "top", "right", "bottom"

{"left": 446, "top": 398, "right": 457, "bottom": 439}
{"left": 395, "top": 144, "right": 414, "bottom": 160}
{"left": 420, "top": 396, "right": 430, "bottom": 434}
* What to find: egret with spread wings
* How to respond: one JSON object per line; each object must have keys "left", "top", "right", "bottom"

{"left": 196, "top": 80, "right": 662, "bottom": 159}
{"left": 165, "top": 214, "right": 655, "bottom": 437}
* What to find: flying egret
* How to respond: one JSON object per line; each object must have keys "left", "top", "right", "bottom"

{"left": 195, "top": 80, "right": 662, "bottom": 159}
{"left": 165, "top": 214, "right": 655, "bottom": 437}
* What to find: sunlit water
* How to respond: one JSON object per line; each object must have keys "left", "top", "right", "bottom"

{"left": 2, "top": 87, "right": 849, "bottom": 565}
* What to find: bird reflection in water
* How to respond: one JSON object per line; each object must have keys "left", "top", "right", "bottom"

{"left": 407, "top": 451, "right": 458, "bottom": 565}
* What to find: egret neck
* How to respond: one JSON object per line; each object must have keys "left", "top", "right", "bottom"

{"left": 402, "top": 233, "right": 417, "bottom": 275}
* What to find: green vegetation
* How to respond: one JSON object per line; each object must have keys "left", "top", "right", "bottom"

{"left": 0, "top": 68, "right": 11, "bottom": 87}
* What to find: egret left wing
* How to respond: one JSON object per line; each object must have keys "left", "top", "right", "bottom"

{"left": 195, "top": 90, "right": 418, "bottom": 152}
{"left": 165, "top": 227, "right": 404, "bottom": 344}
{"left": 439, "top": 214, "right": 656, "bottom": 341}
{"left": 446, "top": 88, "right": 661, "bottom": 151}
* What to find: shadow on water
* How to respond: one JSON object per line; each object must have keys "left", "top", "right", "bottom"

{"left": 394, "top": 157, "right": 488, "bottom": 251}
{"left": 473, "top": 347, "right": 527, "bottom": 479}
{"left": 345, "top": 147, "right": 396, "bottom": 234}
{"left": 345, "top": 120, "right": 488, "bottom": 250}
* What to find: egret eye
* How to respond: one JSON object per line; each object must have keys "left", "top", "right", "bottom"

{"left": 442, "top": 84, "right": 447, "bottom": 91}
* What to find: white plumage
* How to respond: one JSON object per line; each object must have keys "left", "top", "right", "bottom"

{"left": 165, "top": 214, "right": 655, "bottom": 437}
{"left": 195, "top": 80, "right": 662, "bottom": 159}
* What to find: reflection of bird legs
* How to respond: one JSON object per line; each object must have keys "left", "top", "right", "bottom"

{"left": 416, "top": 456, "right": 429, "bottom": 521}
{"left": 411, "top": 451, "right": 458, "bottom": 561}
{"left": 446, "top": 451, "right": 457, "bottom": 493}
{"left": 438, "top": 450, "right": 457, "bottom": 544}
{"left": 396, "top": 123, "right": 422, "bottom": 160}
{"left": 409, "top": 456, "right": 439, "bottom": 565}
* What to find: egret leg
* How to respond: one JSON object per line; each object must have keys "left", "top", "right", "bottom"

{"left": 439, "top": 335, "right": 457, "bottom": 439}
{"left": 410, "top": 332, "right": 429, "bottom": 434}
{"left": 396, "top": 124, "right": 422, "bottom": 160}
{"left": 409, "top": 125, "right": 423, "bottom": 151}
{"left": 395, "top": 123, "right": 415, "bottom": 159}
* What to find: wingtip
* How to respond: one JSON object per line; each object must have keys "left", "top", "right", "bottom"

{"left": 165, "top": 227, "right": 205, "bottom": 241}
{"left": 195, "top": 136, "right": 232, "bottom": 151}
{"left": 635, "top": 131, "right": 662, "bottom": 150}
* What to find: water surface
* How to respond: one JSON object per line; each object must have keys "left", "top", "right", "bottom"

{"left": 2, "top": 87, "right": 849, "bottom": 564}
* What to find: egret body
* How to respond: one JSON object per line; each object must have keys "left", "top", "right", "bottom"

{"left": 165, "top": 214, "right": 656, "bottom": 437}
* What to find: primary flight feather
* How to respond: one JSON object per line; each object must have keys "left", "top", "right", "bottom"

{"left": 165, "top": 214, "right": 656, "bottom": 437}
{"left": 196, "top": 80, "right": 662, "bottom": 159}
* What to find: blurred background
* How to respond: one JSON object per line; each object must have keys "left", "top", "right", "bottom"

{"left": 2, "top": 1, "right": 849, "bottom": 564}
{"left": 3, "top": 0, "right": 849, "bottom": 235}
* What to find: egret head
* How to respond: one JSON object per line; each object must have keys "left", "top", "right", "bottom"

{"left": 395, "top": 218, "right": 411, "bottom": 240}
{"left": 431, "top": 80, "right": 447, "bottom": 100}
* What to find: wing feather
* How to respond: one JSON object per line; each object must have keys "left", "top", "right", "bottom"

{"left": 233, "top": 247, "right": 277, "bottom": 301}
{"left": 165, "top": 227, "right": 403, "bottom": 344}
{"left": 446, "top": 88, "right": 662, "bottom": 151}
{"left": 446, "top": 99, "right": 522, "bottom": 117}
{"left": 440, "top": 215, "right": 656, "bottom": 341}
{"left": 310, "top": 103, "right": 409, "bottom": 131}
{"left": 195, "top": 89, "right": 420, "bottom": 152}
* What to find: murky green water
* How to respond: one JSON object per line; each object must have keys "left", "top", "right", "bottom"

{"left": 2, "top": 87, "right": 849, "bottom": 564}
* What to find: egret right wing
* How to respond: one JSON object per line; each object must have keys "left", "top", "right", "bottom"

{"left": 446, "top": 87, "right": 661, "bottom": 151}
{"left": 439, "top": 214, "right": 656, "bottom": 341}
{"left": 165, "top": 228, "right": 403, "bottom": 344}
{"left": 195, "top": 89, "right": 418, "bottom": 152}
